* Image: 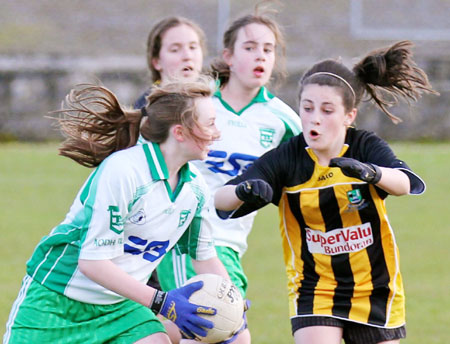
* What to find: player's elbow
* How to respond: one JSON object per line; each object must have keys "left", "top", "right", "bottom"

{"left": 389, "top": 184, "right": 410, "bottom": 196}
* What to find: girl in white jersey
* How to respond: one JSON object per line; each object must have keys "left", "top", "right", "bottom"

{"left": 132, "top": 17, "right": 217, "bottom": 343}
{"left": 3, "top": 77, "right": 231, "bottom": 344}
{"left": 156, "top": 7, "right": 302, "bottom": 344}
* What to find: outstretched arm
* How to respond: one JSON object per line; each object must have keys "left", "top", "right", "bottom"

{"left": 214, "top": 185, "right": 243, "bottom": 211}
{"left": 215, "top": 179, "right": 273, "bottom": 220}
{"left": 376, "top": 167, "right": 410, "bottom": 195}
{"left": 329, "top": 157, "right": 410, "bottom": 196}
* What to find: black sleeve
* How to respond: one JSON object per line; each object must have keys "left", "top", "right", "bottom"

{"left": 134, "top": 89, "right": 151, "bottom": 109}
{"left": 224, "top": 139, "right": 294, "bottom": 218}
{"left": 348, "top": 129, "right": 425, "bottom": 195}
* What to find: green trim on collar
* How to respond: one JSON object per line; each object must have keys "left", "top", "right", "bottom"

{"left": 152, "top": 142, "right": 169, "bottom": 177}
{"left": 178, "top": 163, "right": 193, "bottom": 183}
{"left": 142, "top": 142, "right": 169, "bottom": 180}
{"left": 143, "top": 142, "right": 194, "bottom": 201}
{"left": 214, "top": 86, "right": 275, "bottom": 115}
{"left": 164, "top": 163, "right": 193, "bottom": 201}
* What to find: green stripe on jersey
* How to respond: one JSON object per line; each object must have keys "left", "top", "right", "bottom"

{"left": 175, "top": 182, "right": 205, "bottom": 258}
{"left": 26, "top": 162, "right": 107, "bottom": 294}
{"left": 80, "top": 168, "right": 99, "bottom": 205}
{"left": 143, "top": 142, "right": 195, "bottom": 202}
{"left": 143, "top": 144, "right": 162, "bottom": 180}
{"left": 214, "top": 86, "right": 275, "bottom": 116}
{"left": 266, "top": 104, "right": 302, "bottom": 140}
{"left": 5, "top": 276, "right": 164, "bottom": 343}
{"left": 142, "top": 143, "right": 169, "bottom": 180}
{"left": 127, "top": 182, "right": 154, "bottom": 212}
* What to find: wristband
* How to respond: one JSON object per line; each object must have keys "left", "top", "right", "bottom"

{"left": 149, "top": 290, "right": 167, "bottom": 314}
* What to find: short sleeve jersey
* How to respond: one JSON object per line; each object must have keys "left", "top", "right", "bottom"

{"left": 227, "top": 128, "right": 425, "bottom": 328}
{"left": 192, "top": 86, "right": 302, "bottom": 256}
{"left": 26, "top": 142, "right": 216, "bottom": 304}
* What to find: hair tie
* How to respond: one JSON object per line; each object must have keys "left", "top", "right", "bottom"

{"left": 141, "top": 107, "right": 148, "bottom": 117}
{"left": 310, "top": 72, "right": 356, "bottom": 100}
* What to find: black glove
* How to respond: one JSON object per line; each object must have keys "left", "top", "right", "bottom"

{"left": 235, "top": 179, "right": 273, "bottom": 205}
{"left": 329, "top": 157, "right": 382, "bottom": 184}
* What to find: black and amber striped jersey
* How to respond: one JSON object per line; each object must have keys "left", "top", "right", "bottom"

{"left": 227, "top": 128, "right": 425, "bottom": 328}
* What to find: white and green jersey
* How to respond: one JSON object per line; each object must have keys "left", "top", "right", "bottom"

{"left": 26, "top": 141, "right": 216, "bottom": 305}
{"left": 193, "top": 87, "right": 302, "bottom": 256}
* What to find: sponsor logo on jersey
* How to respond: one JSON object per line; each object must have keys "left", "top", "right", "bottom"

{"left": 345, "top": 189, "right": 368, "bottom": 212}
{"left": 178, "top": 210, "right": 191, "bottom": 227}
{"left": 206, "top": 150, "right": 257, "bottom": 176}
{"left": 108, "top": 205, "right": 124, "bottom": 234}
{"left": 124, "top": 236, "right": 169, "bottom": 262}
{"left": 94, "top": 238, "right": 118, "bottom": 247}
{"left": 129, "top": 209, "right": 146, "bottom": 225}
{"left": 318, "top": 172, "right": 334, "bottom": 181}
{"left": 259, "top": 128, "right": 275, "bottom": 148}
{"left": 305, "top": 222, "right": 373, "bottom": 255}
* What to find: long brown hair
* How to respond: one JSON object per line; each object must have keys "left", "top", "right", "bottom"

{"left": 298, "top": 40, "right": 438, "bottom": 124}
{"left": 210, "top": 2, "right": 286, "bottom": 86}
{"left": 147, "top": 16, "right": 207, "bottom": 82}
{"left": 54, "top": 76, "right": 214, "bottom": 167}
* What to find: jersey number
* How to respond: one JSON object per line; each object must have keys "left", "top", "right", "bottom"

{"left": 205, "top": 150, "right": 257, "bottom": 176}
{"left": 124, "top": 236, "right": 169, "bottom": 262}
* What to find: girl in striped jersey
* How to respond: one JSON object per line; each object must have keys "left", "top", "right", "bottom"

{"left": 4, "top": 77, "right": 231, "bottom": 344}
{"left": 156, "top": 6, "right": 301, "bottom": 344}
{"left": 215, "top": 41, "right": 437, "bottom": 344}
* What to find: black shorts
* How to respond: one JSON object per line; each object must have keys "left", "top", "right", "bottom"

{"left": 291, "top": 316, "right": 406, "bottom": 344}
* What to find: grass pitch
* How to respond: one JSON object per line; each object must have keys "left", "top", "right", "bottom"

{"left": 1, "top": 142, "right": 449, "bottom": 343}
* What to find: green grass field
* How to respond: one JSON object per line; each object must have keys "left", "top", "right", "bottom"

{"left": 1, "top": 142, "right": 449, "bottom": 343}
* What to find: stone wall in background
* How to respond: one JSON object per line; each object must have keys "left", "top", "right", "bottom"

{"left": 0, "top": 55, "right": 148, "bottom": 141}
{"left": 0, "top": 54, "right": 449, "bottom": 141}
{"left": 0, "top": 0, "right": 449, "bottom": 141}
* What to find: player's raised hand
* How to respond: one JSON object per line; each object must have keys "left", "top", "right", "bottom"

{"left": 149, "top": 281, "right": 216, "bottom": 339}
{"left": 329, "top": 157, "right": 382, "bottom": 184}
{"left": 235, "top": 179, "right": 273, "bottom": 205}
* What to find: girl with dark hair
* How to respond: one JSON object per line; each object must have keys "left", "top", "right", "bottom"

{"left": 214, "top": 40, "right": 437, "bottom": 344}
{"left": 4, "top": 77, "right": 231, "bottom": 344}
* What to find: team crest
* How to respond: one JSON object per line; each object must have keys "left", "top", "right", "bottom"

{"left": 129, "top": 209, "right": 146, "bottom": 225}
{"left": 178, "top": 210, "right": 191, "bottom": 227}
{"left": 108, "top": 205, "right": 124, "bottom": 234}
{"left": 259, "top": 128, "right": 275, "bottom": 148}
{"left": 345, "top": 189, "right": 368, "bottom": 212}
